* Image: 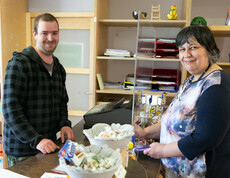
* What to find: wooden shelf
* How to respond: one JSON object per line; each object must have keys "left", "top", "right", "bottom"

{"left": 97, "top": 56, "right": 180, "bottom": 62}
{"left": 99, "top": 20, "right": 230, "bottom": 36}
{"left": 99, "top": 19, "right": 187, "bottom": 27}
{"left": 217, "top": 62, "right": 230, "bottom": 66}
{"left": 95, "top": 1, "right": 190, "bottom": 106}
{"left": 96, "top": 88, "right": 134, "bottom": 95}
{"left": 209, "top": 25, "right": 230, "bottom": 37}
{"left": 137, "top": 57, "right": 180, "bottom": 62}
{"left": 68, "top": 110, "right": 87, "bottom": 117}
{"left": 97, "top": 56, "right": 135, "bottom": 60}
{"left": 96, "top": 88, "right": 177, "bottom": 97}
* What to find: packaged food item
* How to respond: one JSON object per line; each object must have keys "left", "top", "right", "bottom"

{"left": 58, "top": 140, "right": 85, "bottom": 166}
{"left": 127, "top": 142, "right": 137, "bottom": 161}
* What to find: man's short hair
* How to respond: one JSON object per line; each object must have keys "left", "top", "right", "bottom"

{"left": 34, "top": 13, "right": 59, "bottom": 33}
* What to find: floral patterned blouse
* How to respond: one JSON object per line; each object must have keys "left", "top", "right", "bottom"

{"left": 160, "top": 70, "right": 221, "bottom": 177}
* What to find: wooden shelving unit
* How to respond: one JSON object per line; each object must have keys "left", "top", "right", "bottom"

{"left": 95, "top": 0, "right": 230, "bottom": 105}
{"left": 99, "top": 19, "right": 187, "bottom": 28}
{"left": 97, "top": 56, "right": 135, "bottom": 61}
{"left": 209, "top": 25, "right": 230, "bottom": 37}
{"left": 95, "top": 0, "right": 192, "bottom": 105}
{"left": 97, "top": 56, "right": 180, "bottom": 62}
{"left": 96, "top": 88, "right": 177, "bottom": 97}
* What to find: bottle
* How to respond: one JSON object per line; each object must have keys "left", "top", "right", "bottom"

{"left": 128, "top": 142, "right": 137, "bottom": 161}
{"left": 0, "top": 140, "right": 2, "bottom": 157}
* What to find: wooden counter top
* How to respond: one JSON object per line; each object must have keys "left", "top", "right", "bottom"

{"left": 8, "top": 120, "right": 160, "bottom": 177}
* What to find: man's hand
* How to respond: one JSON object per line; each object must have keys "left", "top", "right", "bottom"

{"left": 36, "top": 139, "right": 59, "bottom": 154}
{"left": 61, "top": 126, "right": 75, "bottom": 143}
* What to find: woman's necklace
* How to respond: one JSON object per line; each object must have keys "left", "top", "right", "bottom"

{"left": 189, "top": 63, "right": 211, "bottom": 83}
{"left": 176, "top": 64, "right": 211, "bottom": 101}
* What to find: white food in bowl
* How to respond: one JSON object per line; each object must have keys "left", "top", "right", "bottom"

{"left": 59, "top": 142, "right": 122, "bottom": 178}
{"left": 83, "top": 123, "right": 134, "bottom": 151}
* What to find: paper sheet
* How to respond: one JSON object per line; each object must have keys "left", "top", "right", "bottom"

{"left": 40, "top": 172, "right": 69, "bottom": 178}
{"left": 0, "top": 169, "right": 30, "bottom": 178}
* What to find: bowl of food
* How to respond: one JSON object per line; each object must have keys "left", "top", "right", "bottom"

{"left": 59, "top": 140, "right": 122, "bottom": 178}
{"left": 83, "top": 123, "right": 134, "bottom": 151}
{"left": 132, "top": 11, "right": 147, "bottom": 19}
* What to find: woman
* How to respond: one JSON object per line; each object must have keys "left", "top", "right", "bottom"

{"left": 134, "top": 25, "right": 230, "bottom": 178}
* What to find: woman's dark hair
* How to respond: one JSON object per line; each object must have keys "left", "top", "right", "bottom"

{"left": 176, "top": 25, "right": 220, "bottom": 63}
{"left": 34, "top": 13, "right": 59, "bottom": 33}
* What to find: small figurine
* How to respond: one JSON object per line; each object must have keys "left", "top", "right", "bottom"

{"left": 191, "top": 16, "right": 207, "bottom": 25}
{"left": 167, "top": 5, "right": 179, "bottom": 20}
{"left": 151, "top": 5, "right": 161, "bottom": 20}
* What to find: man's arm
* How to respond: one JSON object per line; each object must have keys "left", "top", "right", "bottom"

{"left": 57, "top": 64, "right": 72, "bottom": 130}
{"left": 3, "top": 59, "right": 44, "bottom": 149}
{"left": 57, "top": 64, "right": 74, "bottom": 143}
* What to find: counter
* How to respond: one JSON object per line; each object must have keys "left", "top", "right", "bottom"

{"left": 8, "top": 120, "right": 160, "bottom": 177}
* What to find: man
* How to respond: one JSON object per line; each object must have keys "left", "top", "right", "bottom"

{"left": 2, "top": 13, "right": 74, "bottom": 167}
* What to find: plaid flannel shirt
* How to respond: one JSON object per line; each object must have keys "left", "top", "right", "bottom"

{"left": 3, "top": 46, "right": 71, "bottom": 156}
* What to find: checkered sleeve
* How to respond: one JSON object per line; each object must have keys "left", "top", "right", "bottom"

{"left": 58, "top": 64, "right": 71, "bottom": 130}
{"left": 3, "top": 59, "right": 44, "bottom": 148}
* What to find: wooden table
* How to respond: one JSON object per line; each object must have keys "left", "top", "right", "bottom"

{"left": 8, "top": 120, "right": 160, "bottom": 178}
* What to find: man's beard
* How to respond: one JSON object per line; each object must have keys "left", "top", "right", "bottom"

{"left": 43, "top": 41, "right": 57, "bottom": 55}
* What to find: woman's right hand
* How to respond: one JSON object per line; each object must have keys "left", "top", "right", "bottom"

{"left": 134, "top": 122, "right": 146, "bottom": 140}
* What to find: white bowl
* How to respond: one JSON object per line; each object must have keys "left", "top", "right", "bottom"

{"left": 83, "top": 123, "right": 134, "bottom": 151}
{"left": 86, "top": 135, "right": 132, "bottom": 151}
{"left": 59, "top": 144, "right": 122, "bottom": 178}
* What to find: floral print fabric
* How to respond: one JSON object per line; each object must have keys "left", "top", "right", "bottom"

{"left": 160, "top": 70, "right": 221, "bottom": 177}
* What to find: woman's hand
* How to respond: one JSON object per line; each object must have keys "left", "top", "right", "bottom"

{"left": 134, "top": 122, "right": 146, "bottom": 140}
{"left": 143, "top": 141, "right": 184, "bottom": 159}
{"left": 143, "top": 142, "right": 165, "bottom": 159}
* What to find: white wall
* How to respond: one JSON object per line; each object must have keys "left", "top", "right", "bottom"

{"left": 28, "top": 0, "right": 94, "bottom": 12}
{"left": 191, "top": 0, "right": 230, "bottom": 62}
{"left": 109, "top": 0, "right": 183, "bottom": 20}
{"left": 191, "top": 0, "right": 227, "bottom": 26}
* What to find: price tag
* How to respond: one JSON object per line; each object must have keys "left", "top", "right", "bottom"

{"left": 114, "top": 165, "right": 127, "bottom": 178}
{"left": 151, "top": 95, "right": 158, "bottom": 105}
